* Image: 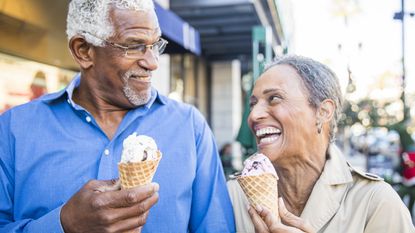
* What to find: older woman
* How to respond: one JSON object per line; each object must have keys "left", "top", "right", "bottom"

{"left": 227, "top": 55, "right": 414, "bottom": 233}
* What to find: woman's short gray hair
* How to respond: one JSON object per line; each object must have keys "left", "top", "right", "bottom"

{"left": 66, "top": 0, "right": 155, "bottom": 46}
{"left": 264, "top": 55, "right": 343, "bottom": 142}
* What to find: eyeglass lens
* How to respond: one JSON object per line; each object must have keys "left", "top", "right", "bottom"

{"left": 126, "top": 40, "right": 167, "bottom": 58}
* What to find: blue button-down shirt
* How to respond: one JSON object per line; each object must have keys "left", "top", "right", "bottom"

{"left": 0, "top": 74, "right": 235, "bottom": 233}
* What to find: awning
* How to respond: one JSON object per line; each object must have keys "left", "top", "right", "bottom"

{"left": 155, "top": 3, "right": 201, "bottom": 56}
{"left": 171, "top": 0, "right": 284, "bottom": 62}
{"left": 170, "top": 1, "right": 261, "bottom": 61}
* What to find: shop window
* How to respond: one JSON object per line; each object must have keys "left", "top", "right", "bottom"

{"left": 0, "top": 53, "right": 76, "bottom": 113}
{"left": 169, "top": 55, "right": 184, "bottom": 102}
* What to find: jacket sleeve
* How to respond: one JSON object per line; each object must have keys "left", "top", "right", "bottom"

{"left": 188, "top": 107, "right": 236, "bottom": 233}
{"left": 0, "top": 112, "right": 65, "bottom": 233}
{"left": 227, "top": 180, "right": 255, "bottom": 233}
{"left": 365, "top": 182, "right": 415, "bottom": 233}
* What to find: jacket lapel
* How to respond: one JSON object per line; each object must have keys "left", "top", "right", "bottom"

{"left": 300, "top": 145, "right": 353, "bottom": 232}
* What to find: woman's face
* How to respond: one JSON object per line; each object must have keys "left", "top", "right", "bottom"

{"left": 248, "top": 64, "right": 319, "bottom": 163}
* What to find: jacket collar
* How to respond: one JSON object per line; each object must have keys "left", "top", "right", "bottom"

{"left": 300, "top": 144, "right": 353, "bottom": 231}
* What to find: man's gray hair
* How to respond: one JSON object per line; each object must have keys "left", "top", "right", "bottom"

{"left": 264, "top": 55, "right": 343, "bottom": 142}
{"left": 66, "top": 0, "right": 155, "bottom": 46}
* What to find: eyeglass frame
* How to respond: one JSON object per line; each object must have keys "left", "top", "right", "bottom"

{"left": 81, "top": 31, "right": 168, "bottom": 59}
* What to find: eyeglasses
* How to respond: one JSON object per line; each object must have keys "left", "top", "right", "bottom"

{"left": 83, "top": 32, "right": 168, "bottom": 59}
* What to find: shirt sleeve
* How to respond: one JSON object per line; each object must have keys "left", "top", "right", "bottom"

{"left": 188, "top": 107, "right": 236, "bottom": 233}
{"left": 0, "top": 112, "right": 65, "bottom": 233}
{"left": 365, "top": 182, "right": 415, "bottom": 233}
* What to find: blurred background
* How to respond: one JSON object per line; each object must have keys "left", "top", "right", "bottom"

{"left": 0, "top": 0, "right": 414, "bottom": 219}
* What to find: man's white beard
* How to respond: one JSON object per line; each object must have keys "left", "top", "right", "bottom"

{"left": 122, "top": 70, "right": 151, "bottom": 106}
{"left": 123, "top": 84, "right": 151, "bottom": 106}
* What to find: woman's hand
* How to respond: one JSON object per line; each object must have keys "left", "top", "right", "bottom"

{"left": 248, "top": 198, "right": 315, "bottom": 233}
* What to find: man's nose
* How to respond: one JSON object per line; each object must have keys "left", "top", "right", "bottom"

{"left": 138, "top": 49, "right": 159, "bottom": 71}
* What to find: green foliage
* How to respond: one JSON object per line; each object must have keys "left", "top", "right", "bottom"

{"left": 339, "top": 98, "right": 414, "bottom": 151}
{"left": 339, "top": 98, "right": 403, "bottom": 129}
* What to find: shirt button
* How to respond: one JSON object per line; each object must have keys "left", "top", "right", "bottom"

{"left": 104, "top": 149, "right": 110, "bottom": 156}
{"left": 67, "top": 99, "right": 71, "bottom": 104}
{"left": 86, "top": 116, "right": 92, "bottom": 122}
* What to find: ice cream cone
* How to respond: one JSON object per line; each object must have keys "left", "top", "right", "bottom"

{"left": 237, "top": 173, "right": 280, "bottom": 221}
{"left": 118, "top": 151, "right": 162, "bottom": 189}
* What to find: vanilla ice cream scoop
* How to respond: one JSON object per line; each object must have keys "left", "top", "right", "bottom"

{"left": 120, "top": 133, "right": 158, "bottom": 163}
{"left": 241, "top": 153, "right": 277, "bottom": 177}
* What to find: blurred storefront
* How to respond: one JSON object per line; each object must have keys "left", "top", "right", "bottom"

{"left": 0, "top": 0, "right": 75, "bottom": 113}
{"left": 0, "top": 53, "right": 76, "bottom": 113}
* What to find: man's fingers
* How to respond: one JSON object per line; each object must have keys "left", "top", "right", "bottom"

{"left": 248, "top": 205, "right": 269, "bottom": 233}
{"left": 123, "top": 191, "right": 159, "bottom": 219}
{"left": 88, "top": 188, "right": 158, "bottom": 229}
{"left": 278, "top": 198, "right": 314, "bottom": 232}
{"left": 114, "top": 183, "right": 159, "bottom": 208}
{"left": 93, "top": 183, "right": 159, "bottom": 209}
{"left": 103, "top": 190, "right": 159, "bottom": 221}
{"left": 86, "top": 179, "right": 119, "bottom": 192}
{"left": 105, "top": 211, "right": 150, "bottom": 232}
{"left": 94, "top": 179, "right": 121, "bottom": 192}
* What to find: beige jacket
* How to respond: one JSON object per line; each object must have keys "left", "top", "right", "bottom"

{"left": 227, "top": 145, "right": 415, "bottom": 233}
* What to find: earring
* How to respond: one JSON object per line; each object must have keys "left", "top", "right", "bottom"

{"left": 316, "top": 120, "right": 322, "bottom": 134}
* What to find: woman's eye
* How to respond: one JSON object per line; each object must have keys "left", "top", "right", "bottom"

{"left": 269, "top": 95, "right": 282, "bottom": 103}
{"left": 249, "top": 101, "right": 256, "bottom": 110}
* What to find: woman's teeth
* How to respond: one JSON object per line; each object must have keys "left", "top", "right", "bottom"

{"left": 259, "top": 135, "right": 279, "bottom": 144}
{"left": 256, "top": 127, "right": 281, "bottom": 137}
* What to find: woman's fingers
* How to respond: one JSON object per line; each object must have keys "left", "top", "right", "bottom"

{"left": 248, "top": 200, "right": 315, "bottom": 233}
{"left": 248, "top": 205, "right": 269, "bottom": 233}
{"left": 255, "top": 204, "right": 280, "bottom": 229}
{"left": 278, "top": 198, "right": 315, "bottom": 233}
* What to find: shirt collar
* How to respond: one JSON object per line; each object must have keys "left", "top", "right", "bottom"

{"left": 41, "top": 73, "right": 167, "bottom": 107}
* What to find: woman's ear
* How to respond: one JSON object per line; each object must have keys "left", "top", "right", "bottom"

{"left": 317, "top": 99, "right": 336, "bottom": 123}
{"left": 68, "top": 36, "right": 94, "bottom": 69}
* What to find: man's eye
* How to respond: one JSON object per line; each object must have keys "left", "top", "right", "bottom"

{"left": 128, "top": 44, "right": 146, "bottom": 51}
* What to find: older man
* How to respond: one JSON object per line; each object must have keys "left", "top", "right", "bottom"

{"left": 0, "top": 0, "right": 235, "bottom": 232}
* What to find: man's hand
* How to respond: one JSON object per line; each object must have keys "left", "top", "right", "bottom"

{"left": 248, "top": 198, "right": 315, "bottom": 233}
{"left": 60, "top": 179, "right": 159, "bottom": 233}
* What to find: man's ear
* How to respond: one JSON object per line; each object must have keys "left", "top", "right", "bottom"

{"left": 317, "top": 99, "right": 336, "bottom": 123}
{"left": 68, "top": 36, "right": 94, "bottom": 69}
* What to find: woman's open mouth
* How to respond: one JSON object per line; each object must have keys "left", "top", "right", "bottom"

{"left": 256, "top": 126, "right": 282, "bottom": 145}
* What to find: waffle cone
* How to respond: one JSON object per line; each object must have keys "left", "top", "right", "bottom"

{"left": 237, "top": 173, "right": 279, "bottom": 221}
{"left": 118, "top": 151, "right": 162, "bottom": 189}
